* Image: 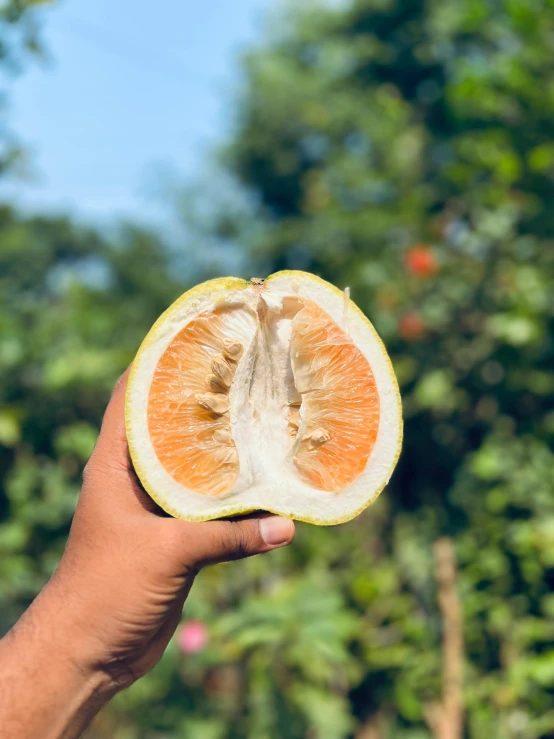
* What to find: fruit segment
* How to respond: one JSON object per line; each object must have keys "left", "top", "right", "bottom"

{"left": 147, "top": 307, "right": 254, "bottom": 496}
{"left": 290, "top": 302, "right": 379, "bottom": 491}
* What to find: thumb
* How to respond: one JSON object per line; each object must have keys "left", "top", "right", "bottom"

{"left": 169, "top": 514, "right": 295, "bottom": 570}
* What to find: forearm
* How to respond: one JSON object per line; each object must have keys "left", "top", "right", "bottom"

{"left": 0, "top": 585, "right": 117, "bottom": 739}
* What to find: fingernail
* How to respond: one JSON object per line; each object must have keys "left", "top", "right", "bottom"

{"left": 260, "top": 516, "right": 294, "bottom": 547}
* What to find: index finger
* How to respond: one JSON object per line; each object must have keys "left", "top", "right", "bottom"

{"left": 82, "top": 368, "right": 164, "bottom": 515}
{"left": 93, "top": 366, "right": 132, "bottom": 469}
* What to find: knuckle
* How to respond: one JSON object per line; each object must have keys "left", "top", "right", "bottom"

{"left": 112, "top": 368, "right": 130, "bottom": 396}
{"left": 225, "top": 520, "right": 255, "bottom": 560}
{"left": 163, "top": 522, "right": 200, "bottom": 574}
{"left": 82, "top": 461, "right": 91, "bottom": 486}
{"left": 81, "top": 443, "right": 130, "bottom": 488}
{"left": 157, "top": 533, "right": 182, "bottom": 566}
{"left": 81, "top": 456, "right": 96, "bottom": 488}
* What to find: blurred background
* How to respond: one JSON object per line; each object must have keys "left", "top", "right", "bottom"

{"left": 1, "top": 0, "right": 554, "bottom": 737}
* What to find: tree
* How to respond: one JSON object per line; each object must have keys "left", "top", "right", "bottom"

{"left": 2, "top": 1, "right": 554, "bottom": 737}
{"left": 0, "top": 0, "right": 56, "bottom": 173}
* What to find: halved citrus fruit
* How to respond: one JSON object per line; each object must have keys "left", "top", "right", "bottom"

{"left": 125, "top": 271, "right": 402, "bottom": 524}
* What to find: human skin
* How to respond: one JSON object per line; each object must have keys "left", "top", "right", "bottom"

{"left": 0, "top": 371, "right": 295, "bottom": 738}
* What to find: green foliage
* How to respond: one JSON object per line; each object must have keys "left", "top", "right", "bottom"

{"left": 2, "top": 0, "right": 554, "bottom": 737}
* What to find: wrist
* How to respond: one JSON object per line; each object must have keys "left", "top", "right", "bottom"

{"left": 34, "top": 577, "right": 124, "bottom": 697}
{"left": 0, "top": 582, "right": 119, "bottom": 739}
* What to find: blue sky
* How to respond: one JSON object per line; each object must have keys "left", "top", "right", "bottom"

{"left": 1, "top": 0, "right": 271, "bottom": 225}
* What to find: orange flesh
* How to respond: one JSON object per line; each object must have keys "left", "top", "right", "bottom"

{"left": 290, "top": 302, "right": 379, "bottom": 491}
{"left": 147, "top": 297, "right": 380, "bottom": 496}
{"left": 148, "top": 308, "right": 245, "bottom": 496}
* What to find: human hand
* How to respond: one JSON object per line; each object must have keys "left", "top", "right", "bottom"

{"left": 0, "top": 369, "right": 295, "bottom": 738}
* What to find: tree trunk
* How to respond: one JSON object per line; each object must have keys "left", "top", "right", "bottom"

{"left": 424, "top": 537, "right": 464, "bottom": 739}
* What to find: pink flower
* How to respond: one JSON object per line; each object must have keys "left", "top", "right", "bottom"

{"left": 177, "top": 620, "right": 209, "bottom": 654}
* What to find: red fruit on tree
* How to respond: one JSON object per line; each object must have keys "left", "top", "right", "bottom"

{"left": 404, "top": 246, "right": 438, "bottom": 277}
{"left": 399, "top": 312, "right": 424, "bottom": 340}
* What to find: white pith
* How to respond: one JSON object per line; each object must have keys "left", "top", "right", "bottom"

{"left": 126, "top": 272, "right": 403, "bottom": 524}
